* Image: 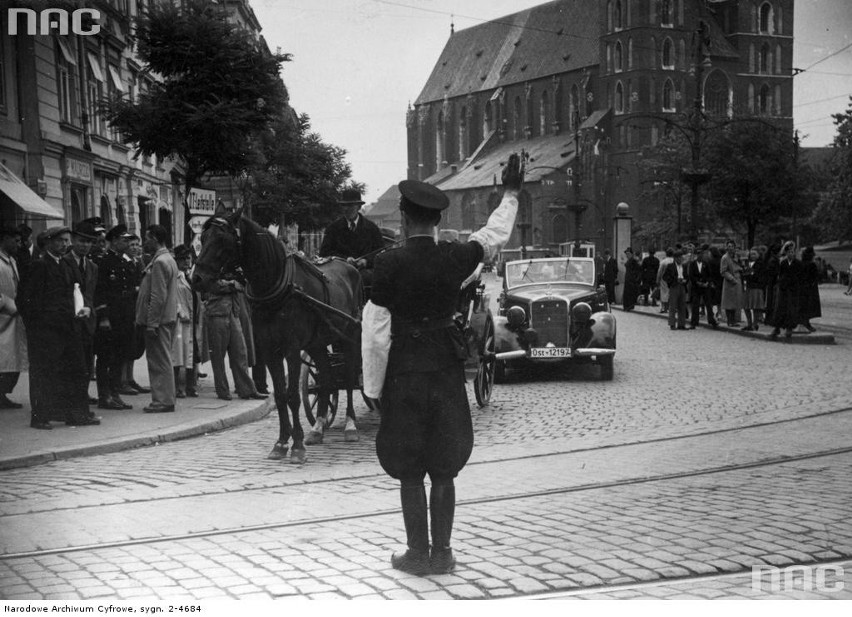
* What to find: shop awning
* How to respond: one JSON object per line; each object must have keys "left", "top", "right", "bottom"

{"left": 87, "top": 53, "right": 104, "bottom": 82}
{"left": 0, "top": 162, "right": 64, "bottom": 219}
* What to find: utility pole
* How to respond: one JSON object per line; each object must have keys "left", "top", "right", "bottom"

{"left": 683, "top": 20, "right": 712, "bottom": 239}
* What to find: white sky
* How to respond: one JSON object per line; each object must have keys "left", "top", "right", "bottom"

{"left": 250, "top": 0, "right": 852, "bottom": 205}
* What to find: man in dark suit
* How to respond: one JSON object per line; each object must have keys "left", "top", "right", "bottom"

{"left": 319, "top": 188, "right": 385, "bottom": 295}
{"left": 601, "top": 249, "right": 618, "bottom": 304}
{"left": 640, "top": 248, "right": 660, "bottom": 306}
{"left": 65, "top": 221, "right": 101, "bottom": 407}
{"left": 687, "top": 244, "right": 719, "bottom": 329}
{"left": 19, "top": 226, "right": 100, "bottom": 428}
{"left": 662, "top": 249, "right": 688, "bottom": 330}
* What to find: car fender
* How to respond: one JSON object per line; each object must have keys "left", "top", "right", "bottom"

{"left": 588, "top": 311, "right": 617, "bottom": 349}
{"left": 493, "top": 315, "right": 523, "bottom": 354}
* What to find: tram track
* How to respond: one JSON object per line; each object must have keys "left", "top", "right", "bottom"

{"left": 3, "top": 438, "right": 852, "bottom": 562}
{"left": 2, "top": 403, "right": 851, "bottom": 516}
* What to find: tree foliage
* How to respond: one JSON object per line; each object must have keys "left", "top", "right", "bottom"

{"left": 248, "top": 113, "right": 364, "bottom": 230}
{"left": 102, "top": 0, "right": 291, "bottom": 190}
{"left": 702, "top": 121, "right": 802, "bottom": 248}
{"left": 809, "top": 97, "right": 852, "bottom": 242}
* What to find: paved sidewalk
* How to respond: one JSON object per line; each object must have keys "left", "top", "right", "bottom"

{"left": 0, "top": 364, "right": 271, "bottom": 471}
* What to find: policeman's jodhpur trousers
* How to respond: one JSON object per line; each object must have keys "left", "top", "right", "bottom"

{"left": 144, "top": 323, "right": 177, "bottom": 406}
{"left": 207, "top": 314, "right": 255, "bottom": 398}
{"left": 377, "top": 365, "right": 473, "bottom": 481}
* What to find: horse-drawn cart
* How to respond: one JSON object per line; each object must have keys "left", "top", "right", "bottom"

{"left": 299, "top": 263, "right": 496, "bottom": 428}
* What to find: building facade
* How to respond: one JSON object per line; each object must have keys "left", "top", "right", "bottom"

{"left": 0, "top": 0, "right": 188, "bottom": 241}
{"left": 407, "top": 0, "right": 794, "bottom": 255}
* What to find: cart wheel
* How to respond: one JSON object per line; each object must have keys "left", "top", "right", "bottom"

{"left": 600, "top": 355, "right": 614, "bottom": 381}
{"left": 300, "top": 352, "right": 339, "bottom": 427}
{"left": 474, "top": 315, "right": 496, "bottom": 407}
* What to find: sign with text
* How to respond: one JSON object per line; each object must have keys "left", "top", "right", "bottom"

{"left": 188, "top": 188, "right": 216, "bottom": 215}
{"left": 65, "top": 159, "right": 91, "bottom": 182}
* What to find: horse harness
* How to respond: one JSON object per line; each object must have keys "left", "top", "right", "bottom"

{"left": 206, "top": 217, "right": 360, "bottom": 343}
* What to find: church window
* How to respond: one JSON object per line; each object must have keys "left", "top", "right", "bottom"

{"left": 759, "top": 2, "right": 773, "bottom": 34}
{"left": 759, "top": 83, "right": 770, "bottom": 114}
{"left": 615, "top": 81, "right": 624, "bottom": 114}
{"left": 662, "top": 79, "right": 675, "bottom": 111}
{"left": 662, "top": 38, "right": 674, "bottom": 69}
{"left": 661, "top": 0, "right": 673, "bottom": 26}
{"left": 615, "top": 41, "right": 623, "bottom": 72}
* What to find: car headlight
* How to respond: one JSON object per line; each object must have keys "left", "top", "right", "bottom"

{"left": 572, "top": 302, "right": 592, "bottom": 323}
{"left": 506, "top": 305, "right": 527, "bottom": 329}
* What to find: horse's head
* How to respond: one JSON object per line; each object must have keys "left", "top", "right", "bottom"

{"left": 191, "top": 207, "right": 243, "bottom": 293}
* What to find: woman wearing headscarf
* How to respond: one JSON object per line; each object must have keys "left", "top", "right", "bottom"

{"left": 798, "top": 246, "right": 821, "bottom": 333}
{"left": 719, "top": 240, "right": 744, "bottom": 327}
{"left": 769, "top": 241, "right": 801, "bottom": 339}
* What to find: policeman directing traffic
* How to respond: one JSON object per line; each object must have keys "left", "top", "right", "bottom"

{"left": 361, "top": 153, "right": 524, "bottom": 576}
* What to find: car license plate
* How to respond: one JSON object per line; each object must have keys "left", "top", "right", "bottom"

{"left": 530, "top": 347, "right": 571, "bottom": 358}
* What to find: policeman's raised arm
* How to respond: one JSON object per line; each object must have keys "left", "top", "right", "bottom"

{"left": 468, "top": 153, "right": 524, "bottom": 263}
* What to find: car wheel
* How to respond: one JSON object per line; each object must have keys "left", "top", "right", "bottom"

{"left": 600, "top": 355, "right": 614, "bottom": 381}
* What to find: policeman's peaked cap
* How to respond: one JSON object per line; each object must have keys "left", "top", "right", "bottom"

{"left": 106, "top": 224, "right": 131, "bottom": 241}
{"left": 398, "top": 180, "right": 449, "bottom": 211}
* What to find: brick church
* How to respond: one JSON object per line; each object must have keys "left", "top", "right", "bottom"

{"left": 405, "top": 0, "right": 794, "bottom": 255}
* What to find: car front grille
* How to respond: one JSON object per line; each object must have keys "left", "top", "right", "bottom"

{"left": 530, "top": 299, "right": 568, "bottom": 346}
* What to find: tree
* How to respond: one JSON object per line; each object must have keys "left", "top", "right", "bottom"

{"left": 809, "top": 97, "right": 852, "bottom": 242}
{"left": 248, "top": 113, "right": 363, "bottom": 230}
{"left": 103, "top": 0, "right": 291, "bottom": 201}
{"left": 702, "top": 122, "right": 801, "bottom": 248}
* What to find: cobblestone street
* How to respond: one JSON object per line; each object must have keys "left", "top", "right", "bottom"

{"left": 1, "top": 303, "right": 851, "bottom": 601}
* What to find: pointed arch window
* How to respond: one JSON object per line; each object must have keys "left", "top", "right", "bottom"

{"left": 540, "top": 90, "right": 550, "bottom": 135}
{"left": 436, "top": 111, "right": 445, "bottom": 168}
{"left": 704, "top": 70, "right": 731, "bottom": 118}
{"left": 513, "top": 96, "right": 522, "bottom": 140}
{"left": 459, "top": 106, "right": 468, "bottom": 160}
{"left": 661, "top": 0, "right": 673, "bottom": 26}
{"left": 662, "top": 38, "right": 675, "bottom": 69}
{"left": 615, "top": 81, "right": 625, "bottom": 114}
{"left": 759, "top": 2, "right": 773, "bottom": 34}
{"left": 614, "top": 41, "right": 623, "bottom": 72}
{"left": 614, "top": 0, "right": 623, "bottom": 29}
{"left": 759, "top": 43, "right": 770, "bottom": 74}
{"left": 483, "top": 100, "right": 493, "bottom": 135}
{"left": 759, "top": 84, "right": 770, "bottom": 114}
{"left": 662, "top": 79, "right": 675, "bottom": 111}
{"left": 570, "top": 84, "right": 580, "bottom": 130}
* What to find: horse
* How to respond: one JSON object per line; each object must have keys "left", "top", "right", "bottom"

{"left": 191, "top": 208, "right": 363, "bottom": 464}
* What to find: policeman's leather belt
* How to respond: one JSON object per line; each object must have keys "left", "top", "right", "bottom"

{"left": 391, "top": 317, "right": 455, "bottom": 336}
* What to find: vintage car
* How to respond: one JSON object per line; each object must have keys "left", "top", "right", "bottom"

{"left": 493, "top": 257, "right": 616, "bottom": 381}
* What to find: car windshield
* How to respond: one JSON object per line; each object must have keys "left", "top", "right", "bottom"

{"left": 505, "top": 258, "right": 595, "bottom": 287}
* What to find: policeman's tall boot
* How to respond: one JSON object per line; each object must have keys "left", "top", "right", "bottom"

{"left": 391, "top": 480, "right": 430, "bottom": 576}
{"left": 430, "top": 480, "right": 457, "bottom": 574}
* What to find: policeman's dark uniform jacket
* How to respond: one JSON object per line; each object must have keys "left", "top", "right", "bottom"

{"left": 363, "top": 165, "right": 520, "bottom": 576}
{"left": 19, "top": 227, "right": 92, "bottom": 427}
{"left": 93, "top": 225, "right": 138, "bottom": 408}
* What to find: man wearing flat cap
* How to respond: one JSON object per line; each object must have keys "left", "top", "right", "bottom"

{"left": 361, "top": 154, "right": 523, "bottom": 576}
{"left": 319, "top": 188, "right": 385, "bottom": 296}
{"left": 662, "top": 249, "right": 688, "bottom": 330}
{"left": 93, "top": 225, "right": 139, "bottom": 410}
{"left": 19, "top": 226, "right": 99, "bottom": 428}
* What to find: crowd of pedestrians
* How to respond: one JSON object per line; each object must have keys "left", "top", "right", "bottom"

{"left": 619, "top": 240, "right": 825, "bottom": 339}
{"left": 0, "top": 218, "right": 267, "bottom": 430}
